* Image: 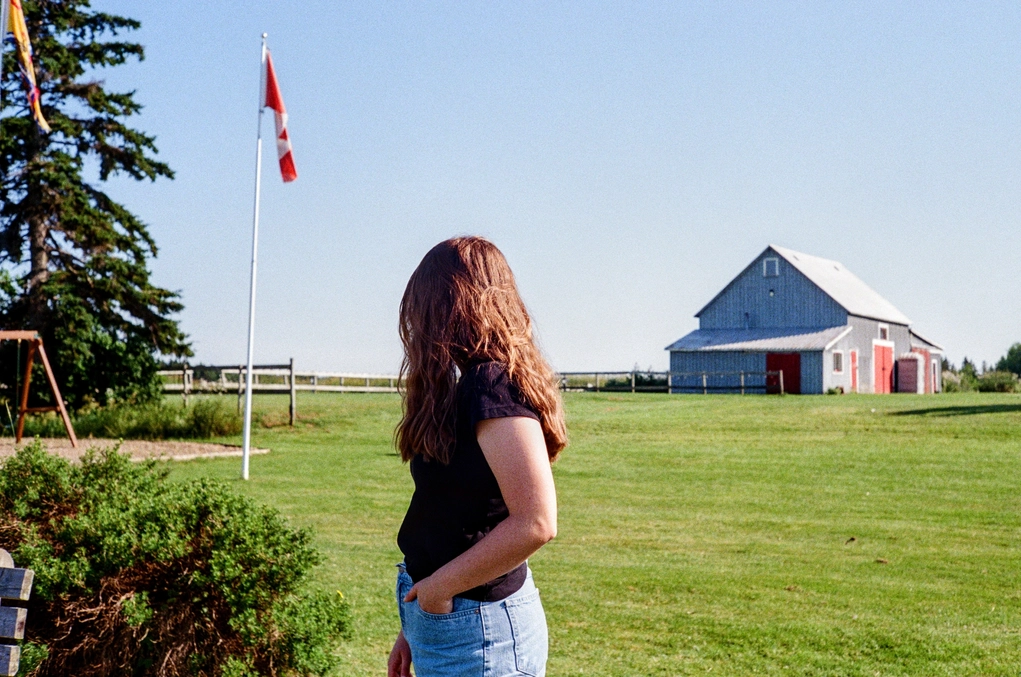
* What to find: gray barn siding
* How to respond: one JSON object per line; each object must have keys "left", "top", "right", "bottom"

{"left": 822, "top": 332, "right": 855, "bottom": 393}
{"left": 699, "top": 252, "right": 847, "bottom": 330}
{"left": 669, "top": 351, "right": 766, "bottom": 393}
{"left": 846, "top": 315, "right": 910, "bottom": 392}
{"left": 670, "top": 350, "right": 826, "bottom": 394}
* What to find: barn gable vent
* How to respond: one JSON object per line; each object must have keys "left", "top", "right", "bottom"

{"left": 763, "top": 258, "right": 779, "bottom": 277}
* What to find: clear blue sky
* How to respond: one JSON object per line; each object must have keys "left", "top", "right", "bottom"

{"left": 93, "top": 1, "right": 1019, "bottom": 372}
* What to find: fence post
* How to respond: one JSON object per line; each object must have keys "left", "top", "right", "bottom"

{"left": 702, "top": 372, "right": 707, "bottom": 395}
{"left": 740, "top": 371, "right": 745, "bottom": 395}
{"left": 312, "top": 373, "right": 317, "bottom": 394}
{"left": 182, "top": 362, "right": 189, "bottom": 406}
{"left": 666, "top": 371, "right": 671, "bottom": 394}
{"left": 779, "top": 370, "right": 785, "bottom": 395}
{"left": 237, "top": 364, "right": 244, "bottom": 413}
{"left": 289, "top": 358, "right": 296, "bottom": 427}
{"left": 595, "top": 373, "right": 600, "bottom": 392}
{"left": 631, "top": 371, "right": 636, "bottom": 393}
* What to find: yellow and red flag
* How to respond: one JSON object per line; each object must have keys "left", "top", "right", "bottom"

{"left": 5, "top": 0, "right": 50, "bottom": 132}
{"left": 262, "top": 51, "right": 296, "bottom": 182}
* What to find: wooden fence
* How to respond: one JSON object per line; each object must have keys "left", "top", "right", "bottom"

{"left": 558, "top": 371, "right": 670, "bottom": 393}
{"left": 559, "top": 370, "right": 786, "bottom": 394}
{"left": 158, "top": 360, "right": 401, "bottom": 426}
{"left": 668, "top": 370, "right": 785, "bottom": 395}
{"left": 160, "top": 363, "right": 789, "bottom": 411}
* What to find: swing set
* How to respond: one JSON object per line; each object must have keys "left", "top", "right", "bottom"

{"left": 1, "top": 331, "right": 77, "bottom": 447}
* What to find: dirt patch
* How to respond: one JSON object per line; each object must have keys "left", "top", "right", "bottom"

{"left": 0, "top": 437, "right": 270, "bottom": 463}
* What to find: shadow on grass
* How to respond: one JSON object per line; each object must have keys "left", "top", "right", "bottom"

{"left": 890, "top": 404, "right": 1021, "bottom": 417}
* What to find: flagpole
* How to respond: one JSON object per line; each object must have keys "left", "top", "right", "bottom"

{"left": 0, "top": 0, "right": 10, "bottom": 85}
{"left": 241, "top": 33, "right": 268, "bottom": 481}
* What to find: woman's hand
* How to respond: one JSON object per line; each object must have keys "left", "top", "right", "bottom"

{"left": 388, "top": 631, "right": 412, "bottom": 677}
{"left": 404, "top": 577, "right": 454, "bottom": 615}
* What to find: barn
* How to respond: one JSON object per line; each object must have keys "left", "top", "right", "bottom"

{"left": 666, "top": 245, "right": 943, "bottom": 394}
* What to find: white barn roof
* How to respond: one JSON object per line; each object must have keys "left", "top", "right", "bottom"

{"left": 666, "top": 326, "right": 852, "bottom": 352}
{"left": 767, "top": 245, "right": 911, "bottom": 326}
{"left": 909, "top": 329, "right": 944, "bottom": 352}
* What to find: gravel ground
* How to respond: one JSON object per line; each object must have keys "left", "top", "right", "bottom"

{"left": 0, "top": 437, "right": 269, "bottom": 462}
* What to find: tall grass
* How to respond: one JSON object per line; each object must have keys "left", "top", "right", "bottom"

{"left": 17, "top": 398, "right": 242, "bottom": 440}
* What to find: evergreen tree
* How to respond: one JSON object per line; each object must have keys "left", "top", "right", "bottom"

{"left": 0, "top": 0, "right": 189, "bottom": 408}
{"left": 995, "top": 343, "right": 1021, "bottom": 377}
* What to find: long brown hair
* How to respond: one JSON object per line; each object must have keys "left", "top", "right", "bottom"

{"left": 396, "top": 236, "right": 567, "bottom": 464}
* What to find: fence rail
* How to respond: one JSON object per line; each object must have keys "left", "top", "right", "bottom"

{"left": 158, "top": 364, "right": 400, "bottom": 394}
{"left": 558, "top": 371, "right": 670, "bottom": 393}
{"left": 559, "top": 370, "right": 787, "bottom": 394}
{"left": 668, "top": 370, "right": 785, "bottom": 395}
{"left": 158, "top": 360, "right": 401, "bottom": 427}
{"left": 159, "top": 363, "right": 791, "bottom": 424}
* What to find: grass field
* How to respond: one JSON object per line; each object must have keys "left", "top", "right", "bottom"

{"left": 167, "top": 392, "right": 1021, "bottom": 676}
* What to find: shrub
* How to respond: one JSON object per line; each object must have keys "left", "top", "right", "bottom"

{"left": 0, "top": 442, "right": 349, "bottom": 676}
{"left": 187, "top": 399, "right": 244, "bottom": 438}
{"left": 975, "top": 371, "right": 1019, "bottom": 393}
{"left": 20, "top": 398, "right": 242, "bottom": 440}
{"left": 599, "top": 372, "right": 668, "bottom": 391}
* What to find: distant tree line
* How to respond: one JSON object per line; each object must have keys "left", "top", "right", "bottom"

{"left": 942, "top": 343, "right": 1021, "bottom": 393}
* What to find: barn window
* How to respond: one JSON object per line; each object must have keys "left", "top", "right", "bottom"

{"left": 763, "top": 258, "right": 779, "bottom": 277}
{"left": 832, "top": 351, "right": 843, "bottom": 373}
{"left": 878, "top": 324, "right": 889, "bottom": 341}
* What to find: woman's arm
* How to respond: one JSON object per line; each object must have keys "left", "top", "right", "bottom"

{"left": 404, "top": 416, "right": 557, "bottom": 613}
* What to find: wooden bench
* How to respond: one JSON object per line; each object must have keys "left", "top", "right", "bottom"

{"left": 0, "top": 549, "right": 33, "bottom": 676}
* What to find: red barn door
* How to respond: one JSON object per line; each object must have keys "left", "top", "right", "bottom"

{"left": 873, "top": 344, "right": 893, "bottom": 394}
{"left": 914, "top": 349, "right": 932, "bottom": 393}
{"left": 766, "top": 353, "right": 801, "bottom": 394}
{"left": 850, "top": 350, "right": 858, "bottom": 393}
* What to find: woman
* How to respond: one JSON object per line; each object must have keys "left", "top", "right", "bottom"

{"left": 388, "top": 237, "right": 568, "bottom": 677}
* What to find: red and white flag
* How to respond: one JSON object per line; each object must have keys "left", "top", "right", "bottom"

{"left": 262, "top": 51, "right": 297, "bottom": 183}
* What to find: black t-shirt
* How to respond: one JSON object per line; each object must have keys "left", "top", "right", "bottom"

{"left": 397, "top": 361, "right": 540, "bottom": 602}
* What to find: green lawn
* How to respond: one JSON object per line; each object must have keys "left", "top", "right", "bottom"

{"left": 168, "top": 392, "right": 1021, "bottom": 676}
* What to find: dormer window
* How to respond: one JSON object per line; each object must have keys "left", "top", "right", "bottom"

{"left": 763, "top": 258, "right": 779, "bottom": 277}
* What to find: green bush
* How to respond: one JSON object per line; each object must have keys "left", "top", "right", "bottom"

{"left": 975, "top": 371, "right": 1019, "bottom": 393}
{"left": 599, "top": 372, "right": 668, "bottom": 391}
{"left": 0, "top": 442, "right": 349, "bottom": 676}
{"left": 19, "top": 398, "right": 242, "bottom": 440}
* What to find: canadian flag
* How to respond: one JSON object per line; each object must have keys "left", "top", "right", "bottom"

{"left": 262, "top": 51, "right": 297, "bottom": 183}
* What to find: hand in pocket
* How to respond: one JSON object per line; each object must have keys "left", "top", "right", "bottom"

{"left": 405, "top": 578, "right": 454, "bottom": 615}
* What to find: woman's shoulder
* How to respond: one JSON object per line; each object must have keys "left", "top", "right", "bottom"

{"left": 460, "top": 361, "right": 538, "bottom": 422}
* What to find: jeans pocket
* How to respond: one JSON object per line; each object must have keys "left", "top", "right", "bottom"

{"left": 415, "top": 603, "right": 479, "bottom": 622}
{"left": 505, "top": 590, "right": 548, "bottom": 677}
{"left": 405, "top": 602, "right": 484, "bottom": 673}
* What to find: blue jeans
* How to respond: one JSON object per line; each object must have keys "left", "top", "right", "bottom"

{"left": 397, "top": 564, "right": 548, "bottom": 677}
